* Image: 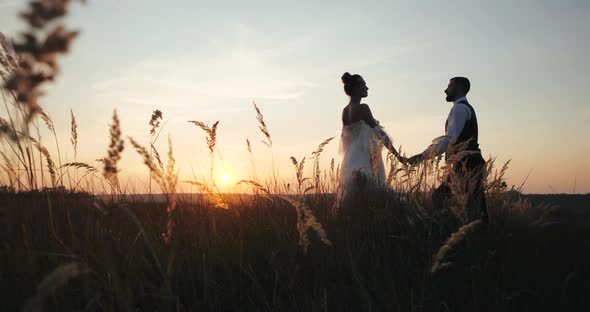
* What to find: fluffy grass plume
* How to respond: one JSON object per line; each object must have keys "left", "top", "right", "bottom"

{"left": 279, "top": 196, "right": 332, "bottom": 254}
{"left": 22, "top": 262, "right": 89, "bottom": 312}
{"left": 431, "top": 219, "right": 482, "bottom": 273}
{"left": 102, "top": 110, "right": 124, "bottom": 188}
{"left": 70, "top": 109, "right": 77, "bottom": 159}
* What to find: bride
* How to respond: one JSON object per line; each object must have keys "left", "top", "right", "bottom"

{"left": 335, "top": 72, "right": 406, "bottom": 209}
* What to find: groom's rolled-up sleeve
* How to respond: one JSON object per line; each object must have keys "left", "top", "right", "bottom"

{"left": 421, "top": 104, "right": 470, "bottom": 159}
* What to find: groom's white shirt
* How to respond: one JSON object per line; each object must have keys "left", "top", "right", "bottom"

{"left": 422, "top": 96, "right": 472, "bottom": 158}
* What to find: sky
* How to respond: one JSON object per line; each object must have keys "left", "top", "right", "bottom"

{"left": 1, "top": 0, "right": 589, "bottom": 193}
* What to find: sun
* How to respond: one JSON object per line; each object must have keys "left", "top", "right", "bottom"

{"left": 221, "top": 172, "right": 232, "bottom": 184}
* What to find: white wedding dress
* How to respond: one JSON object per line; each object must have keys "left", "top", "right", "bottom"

{"left": 335, "top": 120, "right": 388, "bottom": 209}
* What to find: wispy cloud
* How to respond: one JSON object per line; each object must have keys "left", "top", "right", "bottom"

{"left": 91, "top": 24, "right": 320, "bottom": 110}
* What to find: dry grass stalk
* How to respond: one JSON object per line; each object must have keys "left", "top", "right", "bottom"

{"left": 32, "top": 141, "right": 55, "bottom": 187}
{"left": 253, "top": 102, "right": 272, "bottom": 148}
{"left": 188, "top": 120, "right": 219, "bottom": 156}
{"left": 431, "top": 219, "right": 482, "bottom": 273}
{"left": 312, "top": 136, "right": 335, "bottom": 188}
{"left": 311, "top": 137, "right": 335, "bottom": 157}
{"left": 0, "top": 116, "right": 18, "bottom": 141}
{"left": 279, "top": 196, "right": 331, "bottom": 254}
{"left": 151, "top": 143, "right": 164, "bottom": 172}
{"left": 0, "top": 151, "right": 17, "bottom": 185}
{"left": 39, "top": 107, "right": 64, "bottom": 187}
{"left": 70, "top": 109, "right": 77, "bottom": 159}
{"left": 188, "top": 119, "right": 219, "bottom": 180}
{"left": 39, "top": 108, "right": 54, "bottom": 131}
{"left": 163, "top": 135, "right": 178, "bottom": 241}
{"left": 102, "top": 110, "right": 124, "bottom": 188}
{"left": 0, "top": 32, "right": 19, "bottom": 80}
{"left": 60, "top": 162, "right": 97, "bottom": 173}
{"left": 290, "top": 156, "right": 309, "bottom": 193}
{"left": 329, "top": 158, "right": 336, "bottom": 188}
{"left": 130, "top": 135, "right": 179, "bottom": 240}
{"left": 236, "top": 179, "right": 271, "bottom": 195}
{"left": 128, "top": 137, "right": 164, "bottom": 186}
{"left": 486, "top": 158, "right": 511, "bottom": 193}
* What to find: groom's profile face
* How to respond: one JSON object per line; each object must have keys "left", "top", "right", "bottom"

{"left": 444, "top": 80, "right": 456, "bottom": 102}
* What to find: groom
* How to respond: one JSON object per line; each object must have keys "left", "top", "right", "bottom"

{"left": 408, "top": 77, "right": 488, "bottom": 224}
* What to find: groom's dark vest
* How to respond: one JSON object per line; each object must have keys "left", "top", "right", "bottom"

{"left": 445, "top": 100, "right": 480, "bottom": 160}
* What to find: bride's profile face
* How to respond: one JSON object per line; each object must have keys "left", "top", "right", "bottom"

{"left": 352, "top": 78, "right": 369, "bottom": 98}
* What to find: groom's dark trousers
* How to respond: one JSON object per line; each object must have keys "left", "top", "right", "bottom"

{"left": 432, "top": 153, "right": 488, "bottom": 223}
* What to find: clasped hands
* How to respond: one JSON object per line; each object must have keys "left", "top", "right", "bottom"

{"left": 396, "top": 153, "right": 424, "bottom": 166}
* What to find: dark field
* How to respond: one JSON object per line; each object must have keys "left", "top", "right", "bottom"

{"left": 1, "top": 191, "right": 589, "bottom": 312}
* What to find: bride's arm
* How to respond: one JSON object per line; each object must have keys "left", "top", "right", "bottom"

{"left": 358, "top": 104, "right": 378, "bottom": 127}
{"left": 361, "top": 104, "right": 406, "bottom": 163}
{"left": 374, "top": 127, "right": 403, "bottom": 159}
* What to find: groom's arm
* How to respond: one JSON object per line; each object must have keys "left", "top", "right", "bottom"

{"left": 417, "top": 104, "right": 470, "bottom": 161}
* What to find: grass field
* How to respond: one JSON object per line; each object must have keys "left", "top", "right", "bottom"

{"left": 1, "top": 189, "right": 589, "bottom": 311}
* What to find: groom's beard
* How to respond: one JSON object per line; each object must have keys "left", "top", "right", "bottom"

{"left": 445, "top": 94, "right": 454, "bottom": 102}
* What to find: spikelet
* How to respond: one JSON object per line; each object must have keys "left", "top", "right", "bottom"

{"left": 39, "top": 108, "right": 54, "bottom": 131}
{"left": 253, "top": 102, "right": 272, "bottom": 148}
{"left": 128, "top": 137, "right": 164, "bottom": 186}
{"left": 280, "top": 196, "right": 331, "bottom": 254}
{"left": 102, "top": 110, "right": 124, "bottom": 187}
{"left": 60, "top": 162, "right": 97, "bottom": 173}
{"left": 311, "top": 137, "right": 335, "bottom": 157}
{"left": 188, "top": 120, "right": 219, "bottom": 155}
{"left": 312, "top": 137, "right": 335, "bottom": 187}
{"left": 32, "top": 141, "right": 55, "bottom": 186}
{"left": 149, "top": 109, "right": 163, "bottom": 135}
{"left": 69, "top": 109, "right": 77, "bottom": 159}
{"left": 290, "top": 156, "right": 308, "bottom": 192}
{"left": 236, "top": 179, "right": 270, "bottom": 195}
{"left": 431, "top": 219, "right": 482, "bottom": 273}
{"left": 3, "top": 1, "right": 80, "bottom": 120}
{"left": 151, "top": 143, "right": 164, "bottom": 171}
{"left": 0, "top": 32, "right": 18, "bottom": 79}
{"left": 0, "top": 116, "right": 18, "bottom": 141}
{"left": 486, "top": 159, "right": 511, "bottom": 193}
{"left": 329, "top": 158, "right": 336, "bottom": 186}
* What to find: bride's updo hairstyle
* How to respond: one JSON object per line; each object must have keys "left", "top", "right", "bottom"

{"left": 341, "top": 72, "right": 364, "bottom": 96}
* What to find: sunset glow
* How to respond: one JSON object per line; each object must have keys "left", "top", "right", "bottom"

{"left": 0, "top": 0, "right": 587, "bottom": 193}
{"left": 221, "top": 172, "right": 232, "bottom": 185}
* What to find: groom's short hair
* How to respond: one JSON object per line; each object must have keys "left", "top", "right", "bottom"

{"left": 451, "top": 77, "right": 470, "bottom": 93}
